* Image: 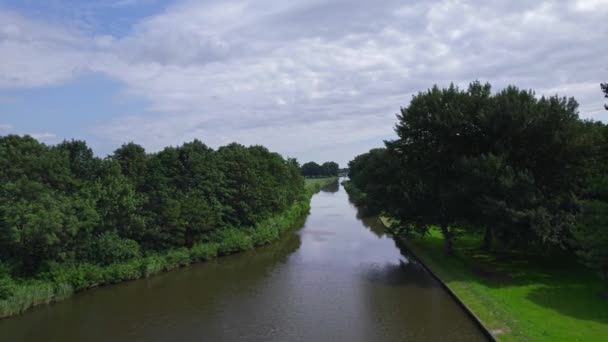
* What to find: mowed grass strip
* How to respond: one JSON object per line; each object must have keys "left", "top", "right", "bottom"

{"left": 304, "top": 177, "right": 338, "bottom": 188}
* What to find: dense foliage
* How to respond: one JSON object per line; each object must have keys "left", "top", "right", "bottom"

{"left": 0, "top": 137, "right": 305, "bottom": 277}
{"left": 348, "top": 82, "right": 608, "bottom": 278}
{"left": 300, "top": 161, "right": 339, "bottom": 177}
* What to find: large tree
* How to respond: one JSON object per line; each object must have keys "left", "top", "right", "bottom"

{"left": 385, "top": 83, "right": 492, "bottom": 252}
{"left": 349, "top": 82, "right": 597, "bottom": 254}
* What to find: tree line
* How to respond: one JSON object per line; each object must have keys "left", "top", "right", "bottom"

{"left": 300, "top": 161, "right": 339, "bottom": 177}
{"left": 347, "top": 82, "right": 608, "bottom": 280}
{"left": 0, "top": 137, "right": 305, "bottom": 276}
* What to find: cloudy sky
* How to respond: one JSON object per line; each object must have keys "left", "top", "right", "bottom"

{"left": 0, "top": 0, "right": 607, "bottom": 166}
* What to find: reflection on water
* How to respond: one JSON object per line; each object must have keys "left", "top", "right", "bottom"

{"left": 320, "top": 179, "right": 339, "bottom": 193}
{"left": 359, "top": 216, "right": 387, "bottom": 238}
{"left": 0, "top": 181, "right": 487, "bottom": 342}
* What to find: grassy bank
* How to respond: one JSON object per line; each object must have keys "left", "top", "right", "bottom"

{"left": 378, "top": 220, "right": 608, "bottom": 341}
{"left": 0, "top": 179, "right": 333, "bottom": 319}
{"left": 304, "top": 177, "right": 338, "bottom": 188}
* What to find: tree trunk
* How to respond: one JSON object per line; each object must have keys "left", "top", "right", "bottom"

{"left": 440, "top": 223, "right": 453, "bottom": 255}
{"left": 482, "top": 226, "right": 493, "bottom": 251}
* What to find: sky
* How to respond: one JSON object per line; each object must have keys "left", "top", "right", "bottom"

{"left": 0, "top": 0, "right": 607, "bottom": 166}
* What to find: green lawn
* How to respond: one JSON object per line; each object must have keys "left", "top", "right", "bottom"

{"left": 304, "top": 177, "right": 337, "bottom": 188}
{"left": 381, "top": 220, "right": 608, "bottom": 341}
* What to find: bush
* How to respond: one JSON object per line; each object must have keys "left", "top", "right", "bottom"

{"left": 189, "top": 243, "right": 219, "bottom": 262}
{"left": 104, "top": 260, "right": 142, "bottom": 284}
{"left": 43, "top": 262, "right": 106, "bottom": 291}
{"left": 0, "top": 275, "right": 15, "bottom": 301}
{"left": 140, "top": 256, "right": 164, "bottom": 278}
{"left": 217, "top": 228, "right": 254, "bottom": 255}
{"left": 252, "top": 220, "right": 280, "bottom": 246}
{"left": 164, "top": 248, "right": 191, "bottom": 269}
{"left": 89, "top": 231, "right": 142, "bottom": 266}
{"left": 0, "top": 280, "right": 58, "bottom": 319}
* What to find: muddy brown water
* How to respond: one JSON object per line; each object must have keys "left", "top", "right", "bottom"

{"left": 0, "top": 180, "right": 487, "bottom": 341}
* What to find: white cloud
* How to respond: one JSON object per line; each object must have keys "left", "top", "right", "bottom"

{"left": 0, "top": 11, "right": 96, "bottom": 88}
{"left": 572, "top": 0, "right": 608, "bottom": 12}
{"left": 0, "top": 124, "right": 14, "bottom": 134}
{"left": 0, "top": 123, "right": 57, "bottom": 143}
{"left": 0, "top": 0, "right": 607, "bottom": 165}
{"left": 28, "top": 132, "right": 57, "bottom": 140}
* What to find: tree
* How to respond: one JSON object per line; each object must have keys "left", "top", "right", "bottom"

{"left": 575, "top": 200, "right": 608, "bottom": 279}
{"left": 55, "top": 140, "right": 98, "bottom": 182}
{"left": 602, "top": 83, "right": 608, "bottom": 110}
{"left": 385, "top": 83, "right": 491, "bottom": 253}
{"left": 301, "top": 161, "right": 323, "bottom": 177}
{"left": 575, "top": 121, "right": 608, "bottom": 279}
{"left": 301, "top": 161, "right": 339, "bottom": 177}
{"left": 348, "top": 82, "right": 597, "bottom": 254}
{"left": 321, "top": 162, "right": 339, "bottom": 177}
{"left": 111, "top": 142, "right": 148, "bottom": 190}
{"left": 0, "top": 136, "right": 98, "bottom": 272}
{"left": 348, "top": 148, "right": 397, "bottom": 215}
{"left": 0, "top": 134, "right": 305, "bottom": 274}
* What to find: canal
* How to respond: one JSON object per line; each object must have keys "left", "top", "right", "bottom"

{"left": 0, "top": 180, "right": 486, "bottom": 341}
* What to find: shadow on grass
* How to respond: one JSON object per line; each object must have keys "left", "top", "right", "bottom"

{"left": 526, "top": 284, "right": 608, "bottom": 324}
{"left": 409, "top": 231, "right": 608, "bottom": 325}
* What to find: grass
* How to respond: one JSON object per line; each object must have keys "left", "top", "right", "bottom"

{"left": 304, "top": 177, "right": 338, "bottom": 188}
{"left": 0, "top": 180, "right": 328, "bottom": 319}
{"left": 380, "top": 218, "right": 608, "bottom": 342}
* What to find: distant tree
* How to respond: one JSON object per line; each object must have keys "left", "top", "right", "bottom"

{"left": 602, "top": 83, "right": 608, "bottom": 110}
{"left": 321, "top": 162, "right": 339, "bottom": 177}
{"left": 301, "top": 161, "right": 339, "bottom": 177}
{"left": 301, "top": 162, "right": 322, "bottom": 177}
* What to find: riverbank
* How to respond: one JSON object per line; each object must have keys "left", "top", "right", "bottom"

{"left": 341, "top": 181, "right": 608, "bottom": 341}
{"left": 377, "top": 219, "right": 608, "bottom": 342}
{"left": 0, "top": 177, "right": 337, "bottom": 319}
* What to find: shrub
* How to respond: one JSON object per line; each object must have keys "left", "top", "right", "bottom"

{"left": 140, "top": 256, "right": 164, "bottom": 278}
{"left": 44, "top": 262, "right": 106, "bottom": 291}
{"left": 90, "top": 231, "right": 142, "bottom": 266}
{"left": 104, "top": 260, "right": 142, "bottom": 283}
{"left": 252, "top": 220, "right": 280, "bottom": 246}
{"left": 0, "top": 263, "right": 15, "bottom": 300}
{"left": 189, "top": 243, "right": 219, "bottom": 262}
{"left": 0, "top": 275, "right": 15, "bottom": 300}
{"left": 164, "top": 248, "right": 191, "bottom": 269}
{"left": 217, "top": 228, "right": 254, "bottom": 255}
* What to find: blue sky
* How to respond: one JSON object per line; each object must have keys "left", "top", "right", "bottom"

{"left": 1, "top": 0, "right": 607, "bottom": 166}
{"left": 0, "top": 0, "right": 170, "bottom": 36}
